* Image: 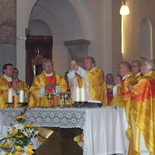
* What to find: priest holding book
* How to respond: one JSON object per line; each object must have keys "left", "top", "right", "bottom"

{"left": 67, "top": 56, "right": 107, "bottom": 104}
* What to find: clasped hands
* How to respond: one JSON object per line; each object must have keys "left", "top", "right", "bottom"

{"left": 45, "top": 84, "right": 56, "bottom": 91}
{"left": 12, "top": 80, "right": 19, "bottom": 93}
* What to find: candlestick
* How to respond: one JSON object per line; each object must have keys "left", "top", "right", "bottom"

{"left": 80, "top": 87, "right": 86, "bottom": 101}
{"left": 8, "top": 88, "right": 13, "bottom": 103}
{"left": 19, "top": 90, "right": 24, "bottom": 103}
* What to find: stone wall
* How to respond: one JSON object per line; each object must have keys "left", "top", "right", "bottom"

{"left": 0, "top": 0, "right": 16, "bottom": 73}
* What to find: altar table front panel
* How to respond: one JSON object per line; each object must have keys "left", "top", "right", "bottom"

{"left": 0, "top": 107, "right": 128, "bottom": 155}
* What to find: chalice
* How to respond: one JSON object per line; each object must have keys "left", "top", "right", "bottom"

{"left": 58, "top": 92, "right": 70, "bottom": 108}
{"left": 45, "top": 93, "right": 55, "bottom": 108}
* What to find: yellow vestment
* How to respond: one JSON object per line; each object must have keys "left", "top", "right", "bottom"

{"left": 130, "top": 71, "right": 155, "bottom": 154}
{"left": 135, "top": 75, "right": 142, "bottom": 82}
{"left": 86, "top": 67, "right": 107, "bottom": 104}
{"left": 0, "top": 76, "right": 29, "bottom": 108}
{"left": 75, "top": 67, "right": 107, "bottom": 104}
{"left": 29, "top": 71, "right": 67, "bottom": 107}
{"left": 111, "top": 72, "right": 138, "bottom": 140}
{"left": 0, "top": 75, "right": 11, "bottom": 108}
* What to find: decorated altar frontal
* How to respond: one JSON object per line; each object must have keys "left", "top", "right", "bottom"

{"left": 0, "top": 107, "right": 129, "bottom": 155}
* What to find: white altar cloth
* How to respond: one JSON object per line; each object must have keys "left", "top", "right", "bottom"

{"left": 0, "top": 107, "right": 128, "bottom": 155}
{"left": 83, "top": 108, "right": 128, "bottom": 155}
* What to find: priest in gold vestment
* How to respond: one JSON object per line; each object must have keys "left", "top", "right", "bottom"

{"left": 130, "top": 60, "right": 155, "bottom": 155}
{"left": 0, "top": 64, "right": 30, "bottom": 108}
{"left": 0, "top": 63, "right": 14, "bottom": 108}
{"left": 29, "top": 59, "right": 67, "bottom": 107}
{"left": 67, "top": 56, "right": 107, "bottom": 104}
{"left": 111, "top": 61, "right": 138, "bottom": 142}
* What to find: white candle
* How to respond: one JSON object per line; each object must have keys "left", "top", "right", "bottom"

{"left": 75, "top": 87, "right": 80, "bottom": 102}
{"left": 80, "top": 88, "right": 86, "bottom": 101}
{"left": 19, "top": 90, "right": 24, "bottom": 103}
{"left": 8, "top": 89, "right": 13, "bottom": 103}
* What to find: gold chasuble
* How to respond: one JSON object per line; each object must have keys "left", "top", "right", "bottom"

{"left": 85, "top": 67, "right": 107, "bottom": 104}
{"left": 16, "top": 80, "right": 29, "bottom": 95}
{"left": 111, "top": 72, "right": 138, "bottom": 140}
{"left": 0, "top": 75, "right": 12, "bottom": 108}
{"left": 29, "top": 71, "right": 67, "bottom": 107}
{"left": 130, "top": 71, "right": 155, "bottom": 155}
{"left": 75, "top": 67, "right": 107, "bottom": 104}
{"left": 135, "top": 75, "right": 142, "bottom": 82}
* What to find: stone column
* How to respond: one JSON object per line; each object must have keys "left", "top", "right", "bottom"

{"left": 0, "top": 0, "right": 16, "bottom": 72}
{"left": 64, "top": 39, "right": 91, "bottom": 66}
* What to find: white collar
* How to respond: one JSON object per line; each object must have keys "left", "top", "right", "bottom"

{"left": 44, "top": 71, "right": 53, "bottom": 77}
{"left": 4, "top": 74, "right": 12, "bottom": 82}
{"left": 136, "top": 72, "right": 141, "bottom": 76}
{"left": 107, "top": 84, "right": 114, "bottom": 88}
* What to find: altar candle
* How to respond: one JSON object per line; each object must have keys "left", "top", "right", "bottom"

{"left": 8, "top": 88, "right": 13, "bottom": 103}
{"left": 75, "top": 87, "right": 80, "bottom": 102}
{"left": 19, "top": 90, "right": 24, "bottom": 103}
{"left": 80, "top": 87, "right": 86, "bottom": 101}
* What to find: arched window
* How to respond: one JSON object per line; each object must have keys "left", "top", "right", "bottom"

{"left": 140, "top": 19, "right": 152, "bottom": 59}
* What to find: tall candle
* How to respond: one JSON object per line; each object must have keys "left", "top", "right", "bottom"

{"left": 8, "top": 89, "right": 13, "bottom": 103}
{"left": 75, "top": 87, "right": 80, "bottom": 102}
{"left": 80, "top": 88, "right": 86, "bottom": 101}
{"left": 19, "top": 90, "right": 24, "bottom": 103}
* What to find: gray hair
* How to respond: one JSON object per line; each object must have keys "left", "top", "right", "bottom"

{"left": 142, "top": 59, "right": 155, "bottom": 70}
{"left": 42, "top": 59, "right": 53, "bottom": 67}
{"left": 119, "top": 61, "right": 131, "bottom": 70}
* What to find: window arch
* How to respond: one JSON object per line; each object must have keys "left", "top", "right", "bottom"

{"left": 140, "top": 19, "right": 152, "bottom": 59}
{"left": 153, "top": 25, "right": 155, "bottom": 59}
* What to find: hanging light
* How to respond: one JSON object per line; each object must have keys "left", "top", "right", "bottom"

{"left": 120, "top": 0, "right": 130, "bottom": 15}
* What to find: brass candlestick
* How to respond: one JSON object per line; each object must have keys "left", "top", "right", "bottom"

{"left": 7, "top": 102, "right": 13, "bottom": 108}
{"left": 58, "top": 92, "right": 69, "bottom": 108}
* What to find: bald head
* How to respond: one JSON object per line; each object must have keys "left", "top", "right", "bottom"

{"left": 43, "top": 59, "right": 54, "bottom": 74}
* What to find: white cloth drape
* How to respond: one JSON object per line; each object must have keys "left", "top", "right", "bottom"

{"left": 83, "top": 108, "right": 129, "bottom": 155}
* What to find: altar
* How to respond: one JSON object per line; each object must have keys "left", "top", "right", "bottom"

{"left": 0, "top": 107, "right": 128, "bottom": 155}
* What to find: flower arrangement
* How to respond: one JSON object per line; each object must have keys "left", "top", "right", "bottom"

{"left": 0, "top": 108, "right": 39, "bottom": 155}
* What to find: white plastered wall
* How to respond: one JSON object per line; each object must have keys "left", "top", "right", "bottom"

{"left": 122, "top": 0, "right": 155, "bottom": 63}
{"left": 16, "top": 0, "right": 122, "bottom": 80}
